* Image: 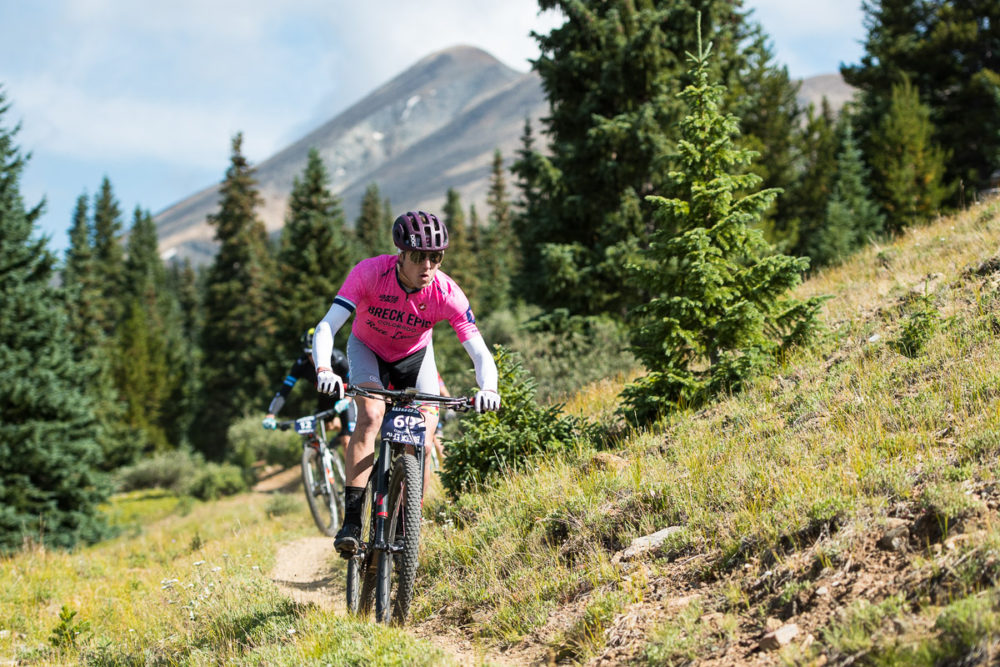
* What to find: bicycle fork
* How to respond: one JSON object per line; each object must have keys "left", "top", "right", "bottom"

{"left": 369, "top": 441, "right": 425, "bottom": 555}
{"left": 371, "top": 439, "right": 397, "bottom": 554}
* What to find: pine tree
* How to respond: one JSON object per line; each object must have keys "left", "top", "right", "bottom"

{"left": 0, "top": 88, "right": 110, "bottom": 552}
{"left": 111, "top": 207, "right": 187, "bottom": 454}
{"left": 196, "top": 133, "right": 278, "bottom": 458}
{"left": 355, "top": 183, "right": 392, "bottom": 258}
{"left": 276, "top": 148, "right": 352, "bottom": 359}
{"left": 165, "top": 258, "right": 202, "bottom": 446}
{"left": 62, "top": 192, "right": 133, "bottom": 468}
{"left": 91, "top": 177, "right": 126, "bottom": 335}
{"left": 513, "top": 0, "right": 803, "bottom": 316}
{"left": 64, "top": 193, "right": 103, "bottom": 352}
{"left": 622, "top": 29, "right": 825, "bottom": 422}
{"left": 480, "top": 149, "right": 516, "bottom": 315}
{"left": 869, "top": 77, "right": 950, "bottom": 233}
{"left": 779, "top": 100, "right": 839, "bottom": 259}
{"left": 441, "top": 188, "right": 479, "bottom": 306}
{"left": 728, "top": 24, "right": 803, "bottom": 239}
{"left": 812, "top": 118, "right": 885, "bottom": 265}
{"left": 842, "top": 0, "right": 1000, "bottom": 199}
{"left": 124, "top": 207, "right": 167, "bottom": 305}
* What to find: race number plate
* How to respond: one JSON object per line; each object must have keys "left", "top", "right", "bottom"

{"left": 293, "top": 416, "right": 316, "bottom": 435}
{"left": 381, "top": 406, "right": 425, "bottom": 447}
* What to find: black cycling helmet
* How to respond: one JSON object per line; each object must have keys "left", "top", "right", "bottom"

{"left": 392, "top": 211, "right": 449, "bottom": 251}
{"left": 301, "top": 327, "right": 315, "bottom": 353}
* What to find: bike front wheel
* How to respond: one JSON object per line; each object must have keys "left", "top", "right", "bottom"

{"left": 301, "top": 443, "right": 341, "bottom": 536}
{"left": 374, "top": 452, "right": 422, "bottom": 625}
{"left": 347, "top": 478, "right": 375, "bottom": 615}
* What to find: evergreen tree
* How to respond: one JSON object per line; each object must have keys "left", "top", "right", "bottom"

{"left": 112, "top": 207, "right": 188, "bottom": 454}
{"left": 169, "top": 258, "right": 202, "bottom": 341}
{"left": 812, "top": 118, "right": 885, "bottom": 265}
{"left": 843, "top": 0, "right": 1000, "bottom": 199}
{"left": 513, "top": 0, "right": 802, "bottom": 316}
{"left": 166, "top": 258, "right": 203, "bottom": 446}
{"left": 0, "top": 89, "right": 110, "bottom": 552}
{"left": 778, "top": 100, "right": 839, "bottom": 259}
{"left": 276, "top": 148, "right": 352, "bottom": 359}
{"left": 480, "top": 149, "right": 516, "bottom": 314}
{"left": 63, "top": 193, "right": 103, "bottom": 352}
{"left": 869, "top": 77, "right": 950, "bottom": 233}
{"left": 91, "top": 177, "right": 126, "bottom": 335}
{"left": 355, "top": 183, "right": 392, "bottom": 258}
{"left": 124, "top": 207, "right": 167, "bottom": 304}
{"left": 62, "top": 192, "right": 132, "bottom": 468}
{"left": 113, "top": 299, "right": 170, "bottom": 452}
{"left": 196, "top": 133, "right": 277, "bottom": 458}
{"left": 441, "top": 188, "right": 479, "bottom": 306}
{"left": 622, "top": 30, "right": 825, "bottom": 422}
{"left": 728, "top": 23, "right": 803, "bottom": 240}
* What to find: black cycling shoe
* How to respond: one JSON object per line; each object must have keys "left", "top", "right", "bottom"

{"left": 334, "top": 522, "right": 362, "bottom": 555}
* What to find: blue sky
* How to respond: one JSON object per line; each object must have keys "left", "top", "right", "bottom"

{"left": 0, "top": 0, "right": 866, "bottom": 256}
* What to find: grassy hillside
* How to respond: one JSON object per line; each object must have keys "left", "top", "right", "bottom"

{"left": 0, "top": 491, "right": 454, "bottom": 665}
{"left": 5, "top": 199, "right": 1000, "bottom": 665}
{"left": 411, "top": 198, "right": 1000, "bottom": 664}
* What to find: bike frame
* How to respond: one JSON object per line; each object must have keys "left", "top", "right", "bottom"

{"left": 348, "top": 386, "right": 471, "bottom": 559}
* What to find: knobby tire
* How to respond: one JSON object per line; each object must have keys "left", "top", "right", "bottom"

{"left": 301, "top": 444, "right": 342, "bottom": 536}
{"left": 375, "top": 452, "right": 422, "bottom": 625}
{"left": 347, "top": 479, "right": 375, "bottom": 615}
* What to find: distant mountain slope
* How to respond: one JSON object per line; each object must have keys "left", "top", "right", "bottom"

{"left": 155, "top": 45, "right": 855, "bottom": 265}
{"left": 156, "top": 45, "right": 545, "bottom": 265}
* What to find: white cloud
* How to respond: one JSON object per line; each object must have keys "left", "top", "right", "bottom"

{"left": 10, "top": 77, "right": 290, "bottom": 167}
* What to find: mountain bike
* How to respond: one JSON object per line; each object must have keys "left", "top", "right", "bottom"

{"left": 277, "top": 407, "right": 346, "bottom": 537}
{"left": 343, "top": 385, "right": 472, "bottom": 625}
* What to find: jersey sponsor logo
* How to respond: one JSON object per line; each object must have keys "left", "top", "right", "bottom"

{"left": 366, "top": 305, "right": 432, "bottom": 329}
{"left": 379, "top": 294, "right": 399, "bottom": 304}
{"left": 465, "top": 307, "right": 476, "bottom": 324}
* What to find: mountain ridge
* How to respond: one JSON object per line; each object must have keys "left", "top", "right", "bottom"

{"left": 155, "top": 45, "right": 855, "bottom": 265}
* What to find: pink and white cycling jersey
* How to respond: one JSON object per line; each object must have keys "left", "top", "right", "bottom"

{"left": 332, "top": 255, "right": 480, "bottom": 363}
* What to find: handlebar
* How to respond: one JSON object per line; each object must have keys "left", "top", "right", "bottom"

{"left": 276, "top": 407, "right": 340, "bottom": 431}
{"left": 345, "top": 384, "right": 474, "bottom": 412}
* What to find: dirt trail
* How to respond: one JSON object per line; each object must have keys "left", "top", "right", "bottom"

{"left": 262, "top": 477, "right": 522, "bottom": 665}
{"left": 270, "top": 536, "right": 343, "bottom": 611}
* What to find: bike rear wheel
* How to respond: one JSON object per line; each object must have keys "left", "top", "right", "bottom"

{"left": 301, "top": 443, "right": 342, "bottom": 536}
{"left": 374, "top": 452, "right": 422, "bottom": 625}
{"left": 346, "top": 478, "right": 375, "bottom": 615}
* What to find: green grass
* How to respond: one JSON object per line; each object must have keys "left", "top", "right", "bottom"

{"left": 0, "top": 492, "right": 454, "bottom": 666}
{"left": 408, "top": 200, "right": 1000, "bottom": 662}
{"left": 7, "top": 200, "right": 1000, "bottom": 664}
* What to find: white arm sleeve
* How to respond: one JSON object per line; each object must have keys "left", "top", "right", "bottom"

{"left": 462, "top": 334, "right": 499, "bottom": 392}
{"left": 314, "top": 302, "right": 352, "bottom": 369}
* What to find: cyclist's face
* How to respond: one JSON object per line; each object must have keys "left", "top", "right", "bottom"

{"left": 398, "top": 250, "right": 442, "bottom": 289}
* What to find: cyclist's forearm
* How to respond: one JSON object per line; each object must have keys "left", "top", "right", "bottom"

{"left": 314, "top": 302, "right": 351, "bottom": 369}
{"left": 267, "top": 394, "right": 286, "bottom": 416}
{"left": 462, "top": 335, "right": 498, "bottom": 392}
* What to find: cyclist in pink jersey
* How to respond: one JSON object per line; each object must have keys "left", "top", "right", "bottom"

{"left": 312, "top": 210, "right": 500, "bottom": 554}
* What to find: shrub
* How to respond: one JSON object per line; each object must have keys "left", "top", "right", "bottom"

{"left": 469, "top": 305, "right": 636, "bottom": 404}
{"left": 114, "top": 449, "right": 247, "bottom": 500}
{"left": 439, "top": 346, "right": 599, "bottom": 497}
{"left": 114, "top": 449, "right": 200, "bottom": 494}
{"left": 226, "top": 414, "right": 301, "bottom": 475}
{"left": 891, "top": 295, "right": 940, "bottom": 358}
{"left": 185, "top": 462, "right": 248, "bottom": 501}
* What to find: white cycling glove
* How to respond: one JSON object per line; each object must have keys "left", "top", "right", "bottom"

{"left": 316, "top": 367, "right": 344, "bottom": 399}
{"left": 474, "top": 389, "right": 501, "bottom": 414}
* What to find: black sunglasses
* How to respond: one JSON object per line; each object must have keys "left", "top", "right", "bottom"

{"left": 407, "top": 250, "right": 444, "bottom": 265}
